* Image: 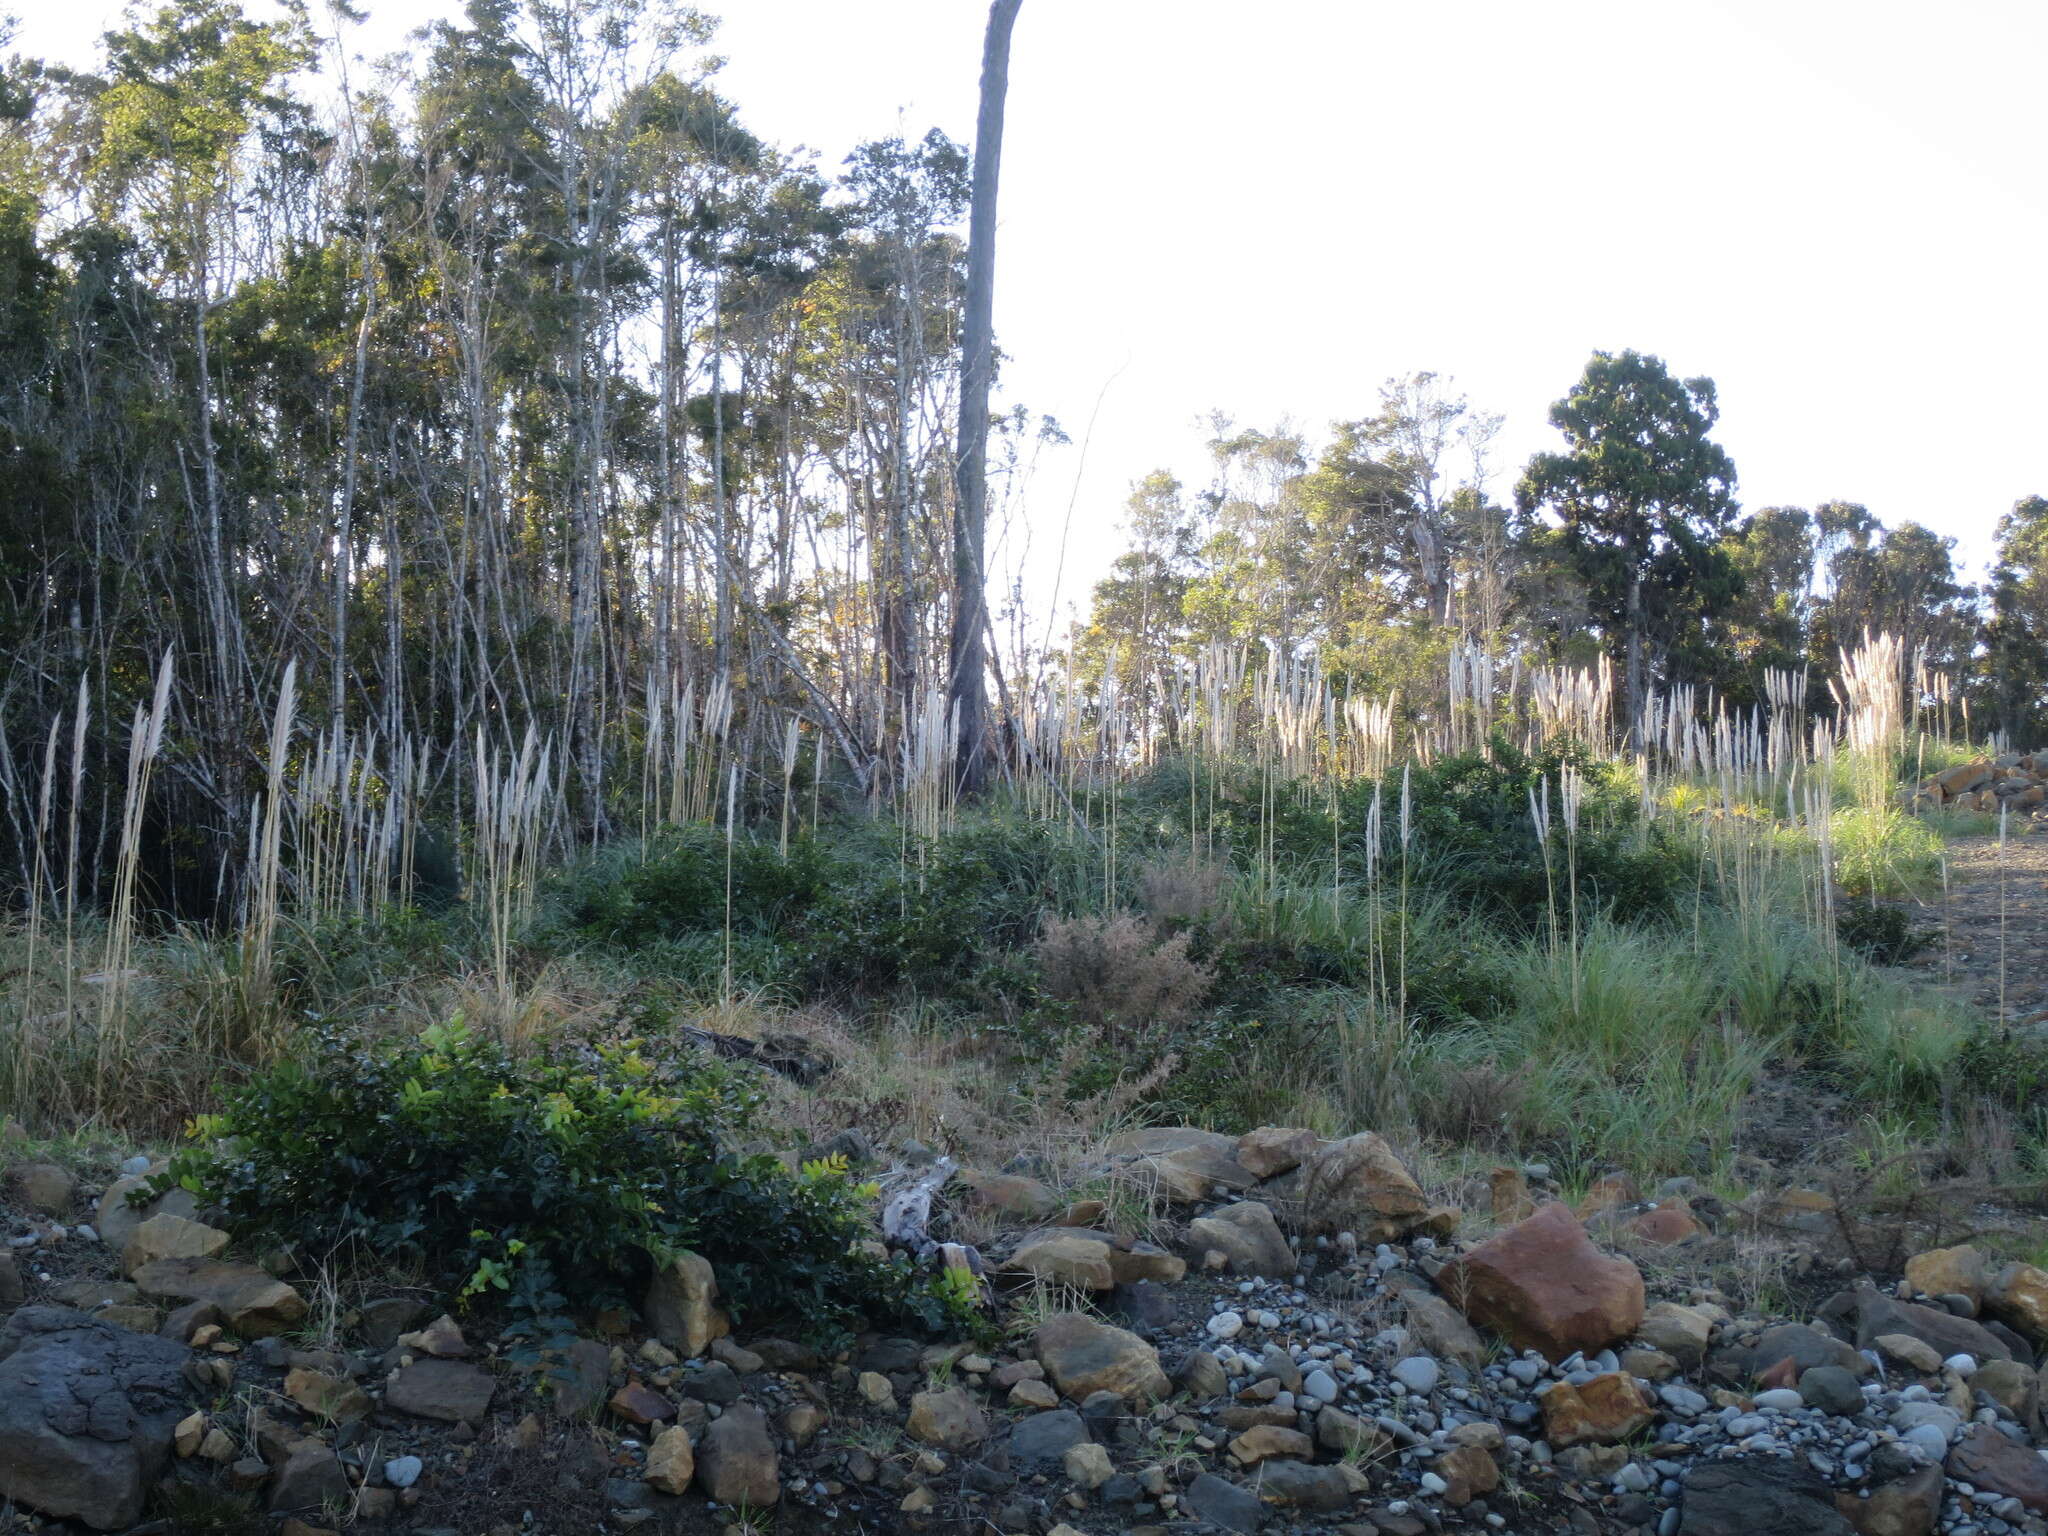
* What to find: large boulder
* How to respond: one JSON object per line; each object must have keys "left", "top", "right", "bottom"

{"left": 1987, "top": 1262, "right": 2048, "bottom": 1340}
{"left": 1185, "top": 1201, "right": 1295, "bottom": 1279}
{"left": 1948, "top": 1422, "right": 2048, "bottom": 1513}
{"left": 1682, "top": 1458, "right": 1855, "bottom": 1534}
{"left": 1433, "top": 1202, "right": 1643, "bottom": 1360}
{"left": 1904, "top": 1244, "right": 1989, "bottom": 1307}
{"left": 120, "top": 1213, "right": 230, "bottom": 1277}
{"left": 1105, "top": 1127, "right": 1258, "bottom": 1202}
{"left": 644, "top": 1250, "right": 729, "bottom": 1357}
{"left": 1235, "top": 1127, "right": 1319, "bottom": 1179}
{"left": 93, "top": 1170, "right": 198, "bottom": 1256}
{"left": 128, "top": 1258, "right": 306, "bottom": 1338}
{"left": 1283, "top": 1132, "right": 1427, "bottom": 1239}
{"left": 1034, "top": 1312, "right": 1170, "bottom": 1402}
{"left": 0, "top": 1306, "right": 196, "bottom": 1531}
{"left": 1844, "top": 1287, "right": 2011, "bottom": 1363}
{"left": 906, "top": 1387, "right": 987, "bottom": 1450}
{"left": 697, "top": 1401, "right": 779, "bottom": 1507}
{"left": 1003, "top": 1228, "right": 1184, "bottom": 1290}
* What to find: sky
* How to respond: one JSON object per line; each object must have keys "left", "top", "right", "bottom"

{"left": 19, "top": 0, "right": 2048, "bottom": 630}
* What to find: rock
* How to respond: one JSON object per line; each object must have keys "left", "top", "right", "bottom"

{"left": 0, "top": 1306, "right": 195, "bottom": 1531}
{"left": 1108, "top": 1127, "right": 1258, "bottom": 1202}
{"left": 1740, "top": 1322, "right": 1869, "bottom": 1382}
{"left": 1947, "top": 1421, "right": 2048, "bottom": 1511}
{"left": 93, "top": 1171, "right": 195, "bottom": 1256}
{"left": 1837, "top": 1465, "right": 1942, "bottom": 1536}
{"left": 1034, "top": 1313, "right": 1169, "bottom": 1402}
{"left": 1433, "top": 1202, "right": 1643, "bottom": 1360}
{"left": 784, "top": 1401, "right": 827, "bottom": 1446}
{"left": 1798, "top": 1364, "right": 1866, "bottom": 1417}
{"left": 1178, "top": 1349, "right": 1229, "bottom": 1399}
{"left": 697, "top": 1401, "right": 779, "bottom": 1507}
{"left": 99, "top": 1304, "right": 161, "bottom": 1333}
{"left": 1251, "top": 1459, "right": 1353, "bottom": 1510}
{"left": 174, "top": 1409, "right": 205, "bottom": 1457}
{"left": 0, "top": 1253, "right": 20, "bottom": 1311}
{"left": 1680, "top": 1457, "right": 1856, "bottom": 1535}
{"left": 384, "top": 1454, "right": 423, "bottom": 1489}
{"left": 1391, "top": 1355, "right": 1439, "bottom": 1394}
{"left": 128, "top": 1258, "right": 305, "bottom": 1337}
{"left": 1230, "top": 1423, "right": 1313, "bottom": 1464}
{"left": 1010, "top": 1378, "right": 1058, "bottom": 1410}
{"left": 1974, "top": 1357, "right": 2038, "bottom": 1419}
{"left": 1636, "top": 1301, "right": 1713, "bottom": 1369}
{"left": 1621, "top": 1198, "right": 1702, "bottom": 1244}
{"left": 120, "top": 1213, "right": 230, "bottom": 1277}
{"left": 1987, "top": 1261, "right": 2048, "bottom": 1339}
{"left": 644, "top": 1250, "right": 729, "bottom": 1357}
{"left": 1577, "top": 1171, "right": 1641, "bottom": 1218}
{"left": 1236, "top": 1126, "right": 1319, "bottom": 1178}
{"left": 539, "top": 1337, "right": 612, "bottom": 1418}
{"left": 1290, "top": 1131, "right": 1427, "bottom": 1238}
{"left": 1873, "top": 1333, "right": 1943, "bottom": 1374}
{"left": 1316, "top": 1405, "right": 1389, "bottom": 1457}
{"left": 1905, "top": 1244, "right": 1988, "bottom": 1306}
{"left": 269, "top": 1445, "right": 349, "bottom": 1513}
{"left": 608, "top": 1379, "right": 677, "bottom": 1425}
{"left": 1184, "top": 1470, "right": 1268, "bottom": 1532}
{"left": 1007, "top": 1408, "right": 1087, "bottom": 1466}
{"left": 645, "top": 1423, "right": 694, "bottom": 1495}
{"left": 1433, "top": 1443, "right": 1500, "bottom": 1506}
{"left": 358, "top": 1296, "right": 428, "bottom": 1349}
{"left": 1005, "top": 1228, "right": 1184, "bottom": 1289}
{"left": 1851, "top": 1289, "right": 2010, "bottom": 1363}
{"left": 9, "top": 1162, "right": 74, "bottom": 1215}
{"left": 1538, "top": 1371, "right": 1656, "bottom": 1447}
{"left": 856, "top": 1370, "right": 895, "bottom": 1408}
{"left": 1746, "top": 1187, "right": 1838, "bottom": 1235}
{"left": 1062, "top": 1440, "right": 1114, "bottom": 1490}
{"left": 907, "top": 1387, "right": 986, "bottom": 1450}
{"left": 283, "top": 1366, "right": 370, "bottom": 1423}
{"left": 1185, "top": 1201, "right": 1295, "bottom": 1279}
{"left": 1489, "top": 1166, "right": 1537, "bottom": 1225}
{"left": 1399, "top": 1288, "right": 1486, "bottom": 1369}
{"left": 396, "top": 1314, "right": 467, "bottom": 1357}
{"left": 159, "top": 1301, "right": 222, "bottom": 1344}
{"left": 387, "top": 1359, "right": 496, "bottom": 1423}
{"left": 952, "top": 1167, "right": 1058, "bottom": 1220}
{"left": 196, "top": 1426, "right": 234, "bottom": 1461}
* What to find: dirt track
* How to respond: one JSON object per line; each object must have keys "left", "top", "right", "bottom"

{"left": 1904, "top": 829, "right": 2048, "bottom": 1027}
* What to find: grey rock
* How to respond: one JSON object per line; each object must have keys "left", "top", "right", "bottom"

{"left": 1184, "top": 1470, "right": 1267, "bottom": 1532}
{"left": 386, "top": 1358, "right": 496, "bottom": 1423}
{"left": 1006, "top": 1408, "right": 1087, "bottom": 1466}
{"left": 1679, "top": 1458, "right": 1855, "bottom": 1535}
{"left": 0, "top": 1306, "right": 195, "bottom": 1531}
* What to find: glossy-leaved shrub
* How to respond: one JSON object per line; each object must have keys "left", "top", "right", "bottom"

{"left": 156, "top": 1019, "right": 970, "bottom": 1345}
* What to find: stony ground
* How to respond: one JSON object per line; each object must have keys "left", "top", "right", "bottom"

{"left": 7, "top": 1126, "right": 2048, "bottom": 1536}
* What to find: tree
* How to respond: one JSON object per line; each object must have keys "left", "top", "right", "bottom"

{"left": 948, "top": 0, "right": 1021, "bottom": 794}
{"left": 1516, "top": 350, "right": 1741, "bottom": 735}
{"left": 1982, "top": 495, "right": 2048, "bottom": 742}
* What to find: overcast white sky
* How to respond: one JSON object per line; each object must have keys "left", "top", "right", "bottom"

{"left": 20, "top": 0, "right": 2048, "bottom": 628}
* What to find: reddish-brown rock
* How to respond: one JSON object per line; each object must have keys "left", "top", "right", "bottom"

{"left": 1621, "top": 1198, "right": 1702, "bottom": 1245}
{"left": 1236, "top": 1127, "right": 1320, "bottom": 1179}
{"left": 1538, "top": 1371, "right": 1656, "bottom": 1447}
{"left": 1575, "top": 1172, "right": 1641, "bottom": 1219}
{"left": 1948, "top": 1423, "right": 2048, "bottom": 1513}
{"left": 1434, "top": 1203, "right": 1644, "bottom": 1361}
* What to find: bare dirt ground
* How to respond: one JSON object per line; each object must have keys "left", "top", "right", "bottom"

{"left": 1904, "top": 827, "right": 2048, "bottom": 1028}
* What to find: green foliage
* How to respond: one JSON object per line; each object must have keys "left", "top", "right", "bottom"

{"left": 157, "top": 1019, "right": 966, "bottom": 1345}
{"left": 1835, "top": 899, "right": 1932, "bottom": 964}
{"left": 1830, "top": 808, "right": 1942, "bottom": 899}
{"left": 554, "top": 815, "right": 1100, "bottom": 1003}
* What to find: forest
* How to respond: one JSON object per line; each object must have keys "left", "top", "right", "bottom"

{"left": 1, "top": 3, "right": 2047, "bottom": 1534}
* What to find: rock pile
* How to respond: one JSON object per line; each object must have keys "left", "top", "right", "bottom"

{"left": 7, "top": 1132, "right": 2048, "bottom": 1536}
{"left": 1910, "top": 753, "right": 2048, "bottom": 815}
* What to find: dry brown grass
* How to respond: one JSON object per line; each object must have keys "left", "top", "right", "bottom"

{"left": 1035, "top": 912, "right": 1212, "bottom": 1047}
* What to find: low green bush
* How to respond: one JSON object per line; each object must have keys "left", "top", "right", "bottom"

{"left": 156, "top": 1019, "right": 970, "bottom": 1345}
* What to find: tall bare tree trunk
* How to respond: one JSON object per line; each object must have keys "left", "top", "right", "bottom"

{"left": 948, "top": 0, "right": 1022, "bottom": 796}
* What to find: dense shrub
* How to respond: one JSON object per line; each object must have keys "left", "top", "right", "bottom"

{"left": 554, "top": 815, "right": 1102, "bottom": 1003}
{"left": 1836, "top": 899, "right": 1934, "bottom": 964}
{"left": 156, "top": 1019, "right": 968, "bottom": 1344}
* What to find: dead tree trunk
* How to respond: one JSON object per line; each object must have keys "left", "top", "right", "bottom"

{"left": 947, "top": 0, "right": 1022, "bottom": 796}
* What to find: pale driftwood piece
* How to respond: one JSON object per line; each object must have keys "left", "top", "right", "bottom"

{"left": 880, "top": 1157, "right": 956, "bottom": 1254}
